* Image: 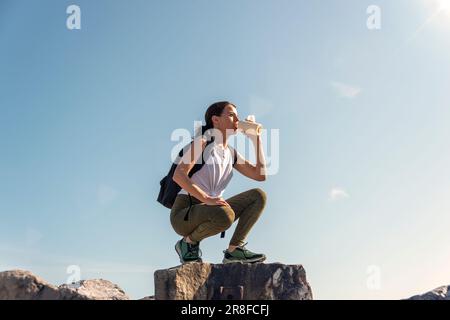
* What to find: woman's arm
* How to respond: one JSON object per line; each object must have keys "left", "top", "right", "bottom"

{"left": 173, "top": 138, "right": 231, "bottom": 208}
{"left": 233, "top": 135, "right": 267, "bottom": 181}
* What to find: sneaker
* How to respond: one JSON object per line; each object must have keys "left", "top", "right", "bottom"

{"left": 222, "top": 243, "right": 266, "bottom": 264}
{"left": 175, "top": 238, "right": 202, "bottom": 263}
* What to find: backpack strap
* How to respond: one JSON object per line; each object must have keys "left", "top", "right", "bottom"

{"left": 183, "top": 138, "right": 213, "bottom": 221}
{"left": 231, "top": 147, "right": 237, "bottom": 167}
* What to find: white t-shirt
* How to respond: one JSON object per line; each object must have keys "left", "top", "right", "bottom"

{"left": 178, "top": 140, "right": 243, "bottom": 198}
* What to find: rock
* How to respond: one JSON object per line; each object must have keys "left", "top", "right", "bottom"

{"left": 0, "top": 270, "right": 61, "bottom": 300}
{"left": 407, "top": 285, "right": 450, "bottom": 300}
{"left": 0, "top": 270, "right": 129, "bottom": 300}
{"left": 59, "top": 279, "right": 129, "bottom": 300}
{"left": 154, "top": 263, "right": 313, "bottom": 300}
{"left": 139, "top": 296, "right": 155, "bottom": 300}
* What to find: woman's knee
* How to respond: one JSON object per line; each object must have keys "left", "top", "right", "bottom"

{"left": 251, "top": 188, "right": 267, "bottom": 207}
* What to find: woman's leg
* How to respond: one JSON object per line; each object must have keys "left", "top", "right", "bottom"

{"left": 225, "top": 188, "right": 267, "bottom": 248}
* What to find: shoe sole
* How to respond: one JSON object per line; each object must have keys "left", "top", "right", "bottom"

{"left": 175, "top": 241, "right": 202, "bottom": 264}
{"left": 222, "top": 255, "right": 266, "bottom": 264}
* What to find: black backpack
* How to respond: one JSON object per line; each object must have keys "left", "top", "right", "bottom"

{"left": 157, "top": 138, "right": 237, "bottom": 210}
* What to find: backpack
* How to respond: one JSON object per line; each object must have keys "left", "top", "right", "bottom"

{"left": 157, "top": 138, "right": 237, "bottom": 210}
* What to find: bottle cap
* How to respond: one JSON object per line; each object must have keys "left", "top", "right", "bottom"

{"left": 246, "top": 115, "right": 256, "bottom": 122}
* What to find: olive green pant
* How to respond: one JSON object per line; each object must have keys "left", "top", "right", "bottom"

{"left": 170, "top": 188, "right": 267, "bottom": 247}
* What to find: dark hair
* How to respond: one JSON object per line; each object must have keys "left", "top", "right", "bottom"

{"left": 195, "top": 101, "right": 236, "bottom": 139}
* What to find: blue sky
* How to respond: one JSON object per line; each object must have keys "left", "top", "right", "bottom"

{"left": 1, "top": 0, "right": 450, "bottom": 299}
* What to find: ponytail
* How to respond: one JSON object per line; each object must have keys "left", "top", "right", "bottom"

{"left": 194, "top": 123, "right": 215, "bottom": 142}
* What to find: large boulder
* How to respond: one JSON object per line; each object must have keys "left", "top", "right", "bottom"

{"left": 407, "top": 285, "right": 450, "bottom": 300}
{"left": 0, "top": 270, "right": 129, "bottom": 300}
{"left": 154, "top": 263, "right": 313, "bottom": 300}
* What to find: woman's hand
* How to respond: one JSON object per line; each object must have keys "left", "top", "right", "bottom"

{"left": 203, "top": 195, "right": 231, "bottom": 207}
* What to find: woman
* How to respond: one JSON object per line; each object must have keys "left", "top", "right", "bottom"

{"left": 171, "top": 101, "right": 267, "bottom": 264}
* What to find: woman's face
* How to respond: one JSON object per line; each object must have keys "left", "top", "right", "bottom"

{"left": 213, "top": 104, "right": 239, "bottom": 135}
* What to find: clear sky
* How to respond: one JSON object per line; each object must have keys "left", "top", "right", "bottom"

{"left": 1, "top": 0, "right": 450, "bottom": 300}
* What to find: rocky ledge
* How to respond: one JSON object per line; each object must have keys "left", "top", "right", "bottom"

{"left": 154, "top": 262, "right": 313, "bottom": 300}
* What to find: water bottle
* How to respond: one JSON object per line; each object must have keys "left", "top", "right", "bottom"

{"left": 237, "top": 115, "right": 262, "bottom": 136}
